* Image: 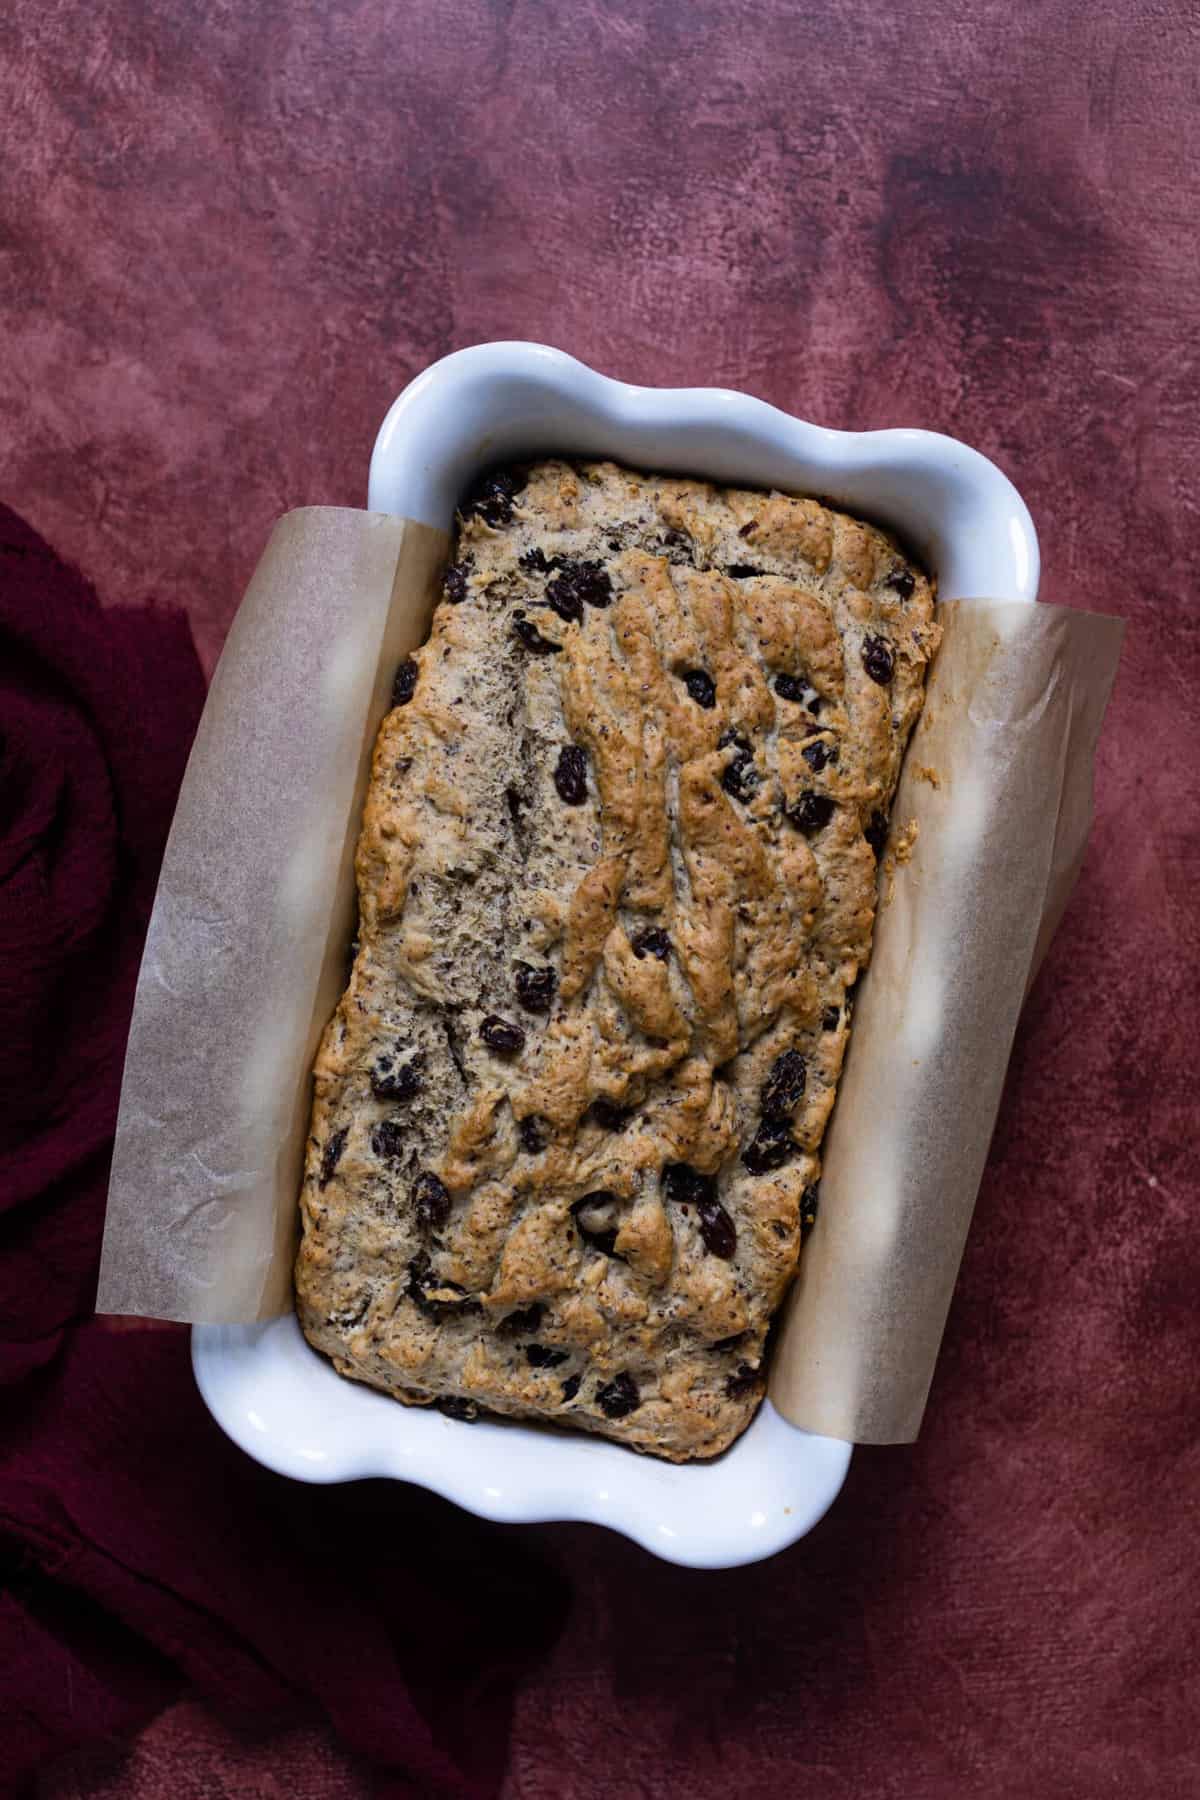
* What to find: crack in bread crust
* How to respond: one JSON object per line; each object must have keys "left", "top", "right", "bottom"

{"left": 295, "top": 459, "right": 940, "bottom": 1461}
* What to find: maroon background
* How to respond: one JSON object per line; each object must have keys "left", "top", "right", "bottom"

{"left": 3, "top": 1, "right": 1198, "bottom": 1796}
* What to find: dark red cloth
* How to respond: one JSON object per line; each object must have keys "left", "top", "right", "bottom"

{"left": 0, "top": 506, "right": 203, "bottom": 1382}
{"left": 0, "top": 511, "right": 565, "bottom": 1800}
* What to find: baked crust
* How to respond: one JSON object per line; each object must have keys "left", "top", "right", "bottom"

{"left": 295, "top": 460, "right": 939, "bottom": 1460}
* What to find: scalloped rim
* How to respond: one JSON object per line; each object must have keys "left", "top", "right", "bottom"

{"left": 193, "top": 1315, "right": 853, "bottom": 1569}
{"left": 367, "top": 341, "right": 1039, "bottom": 604}
{"left": 192, "top": 342, "right": 1039, "bottom": 1570}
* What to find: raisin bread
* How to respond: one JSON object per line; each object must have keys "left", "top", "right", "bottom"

{"left": 294, "top": 459, "right": 939, "bottom": 1460}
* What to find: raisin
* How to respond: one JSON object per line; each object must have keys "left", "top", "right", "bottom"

{"left": 512, "top": 611, "right": 562, "bottom": 655}
{"left": 682, "top": 668, "right": 716, "bottom": 709}
{"left": 595, "top": 1372, "right": 640, "bottom": 1419}
{"left": 517, "top": 1114, "right": 545, "bottom": 1154}
{"left": 822, "top": 1006, "right": 840, "bottom": 1031}
{"left": 775, "top": 672, "right": 819, "bottom": 709}
{"left": 720, "top": 739, "right": 760, "bottom": 802}
{"left": 370, "top": 1119, "right": 406, "bottom": 1164}
{"left": 580, "top": 561, "right": 613, "bottom": 607}
{"left": 546, "top": 558, "right": 612, "bottom": 616}
{"left": 631, "top": 928, "right": 671, "bottom": 961}
{"left": 391, "top": 659, "right": 419, "bottom": 707}
{"left": 726, "top": 563, "right": 763, "bottom": 578}
{"left": 661, "top": 1161, "right": 717, "bottom": 1209}
{"left": 370, "top": 1051, "right": 424, "bottom": 1102}
{"left": 738, "top": 520, "right": 758, "bottom": 538}
{"left": 801, "top": 1181, "right": 820, "bottom": 1239}
{"left": 515, "top": 961, "right": 556, "bottom": 1013}
{"left": 318, "top": 1127, "right": 348, "bottom": 1188}
{"left": 888, "top": 565, "right": 916, "bottom": 598}
{"left": 864, "top": 811, "right": 889, "bottom": 858}
{"left": 499, "top": 1302, "right": 544, "bottom": 1335}
{"left": 862, "top": 634, "right": 895, "bottom": 684}
{"left": 698, "top": 1198, "right": 737, "bottom": 1258}
{"left": 662, "top": 528, "right": 689, "bottom": 549}
{"left": 436, "top": 1396, "right": 478, "bottom": 1421}
{"left": 462, "top": 467, "right": 524, "bottom": 526}
{"left": 519, "top": 547, "right": 565, "bottom": 574}
{"left": 560, "top": 1373, "right": 582, "bottom": 1402}
{"left": 505, "top": 785, "right": 526, "bottom": 827}
{"left": 801, "top": 737, "right": 837, "bottom": 772}
{"left": 443, "top": 560, "right": 470, "bottom": 603}
{"left": 481, "top": 1015, "right": 525, "bottom": 1055}
{"left": 570, "top": 1192, "right": 621, "bottom": 1255}
{"left": 544, "top": 583, "right": 582, "bottom": 624}
{"left": 587, "top": 1098, "right": 631, "bottom": 1132}
{"left": 554, "top": 744, "right": 588, "bottom": 805}
{"left": 725, "top": 1362, "right": 762, "bottom": 1398}
{"left": 413, "top": 1170, "right": 451, "bottom": 1230}
{"left": 525, "top": 1344, "right": 569, "bottom": 1369}
{"left": 743, "top": 1117, "right": 797, "bottom": 1174}
{"left": 406, "top": 1252, "right": 478, "bottom": 1318}
{"left": 785, "top": 790, "right": 835, "bottom": 835}
{"left": 762, "top": 1049, "right": 807, "bottom": 1118}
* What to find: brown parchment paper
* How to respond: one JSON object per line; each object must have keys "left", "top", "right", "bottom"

{"left": 99, "top": 512, "right": 1123, "bottom": 1444}
{"left": 99, "top": 508, "right": 448, "bottom": 1320}
{"left": 769, "top": 599, "right": 1124, "bottom": 1441}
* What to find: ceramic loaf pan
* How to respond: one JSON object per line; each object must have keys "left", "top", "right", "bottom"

{"left": 192, "top": 342, "right": 1039, "bottom": 1569}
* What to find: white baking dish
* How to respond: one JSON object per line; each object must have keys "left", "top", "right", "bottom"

{"left": 192, "top": 342, "right": 1039, "bottom": 1569}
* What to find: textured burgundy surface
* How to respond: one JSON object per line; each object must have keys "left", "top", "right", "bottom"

{"left": 1, "top": 0, "right": 1198, "bottom": 1797}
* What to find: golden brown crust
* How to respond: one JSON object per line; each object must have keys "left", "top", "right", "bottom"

{"left": 294, "top": 459, "right": 939, "bottom": 1460}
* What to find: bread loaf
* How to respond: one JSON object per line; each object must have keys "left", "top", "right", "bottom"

{"left": 295, "top": 459, "right": 939, "bottom": 1460}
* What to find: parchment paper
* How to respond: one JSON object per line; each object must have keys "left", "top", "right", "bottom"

{"left": 99, "top": 509, "right": 447, "bottom": 1320}
{"left": 769, "top": 600, "right": 1124, "bottom": 1440}
{"left": 98, "top": 511, "right": 1123, "bottom": 1443}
